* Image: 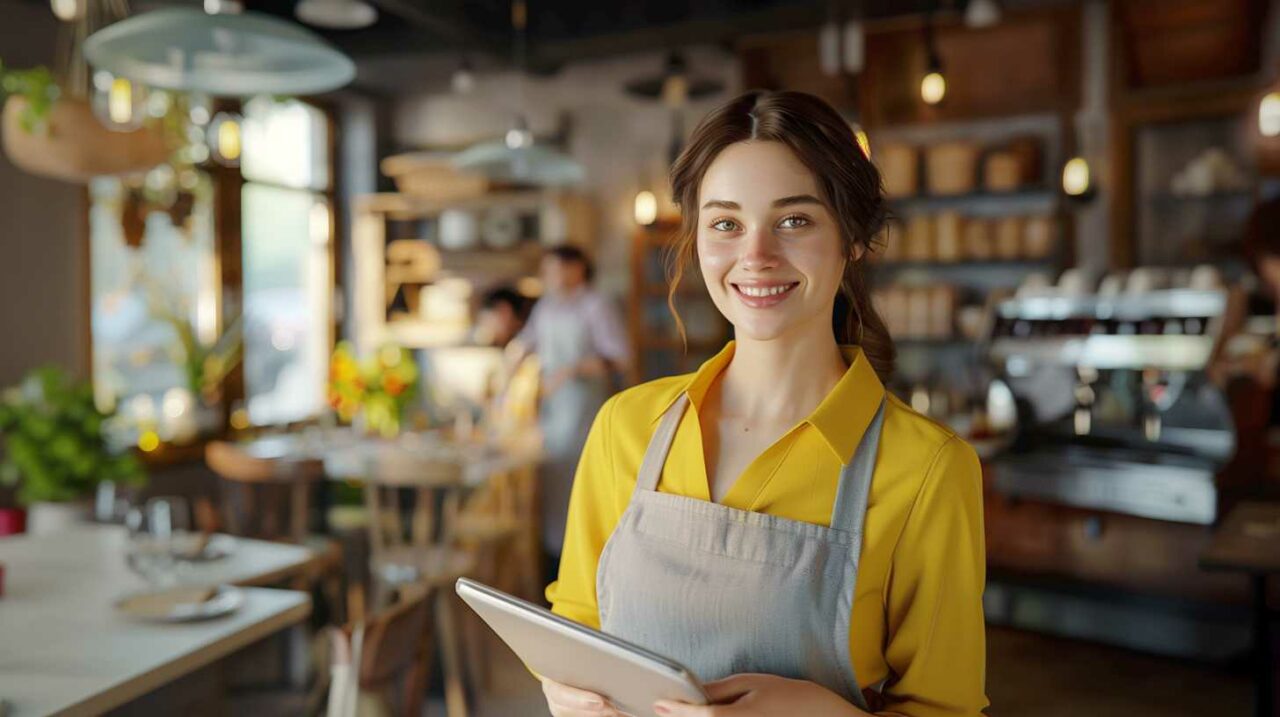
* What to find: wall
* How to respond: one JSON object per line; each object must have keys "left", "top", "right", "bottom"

{"left": 390, "top": 47, "right": 742, "bottom": 296}
{"left": 0, "top": 1, "right": 89, "bottom": 385}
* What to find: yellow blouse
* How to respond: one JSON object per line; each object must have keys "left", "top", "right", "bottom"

{"left": 547, "top": 341, "right": 989, "bottom": 716}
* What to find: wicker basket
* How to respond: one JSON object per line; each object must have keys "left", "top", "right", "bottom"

{"left": 2, "top": 96, "right": 167, "bottom": 183}
{"left": 925, "top": 141, "right": 979, "bottom": 196}
{"left": 878, "top": 143, "right": 919, "bottom": 197}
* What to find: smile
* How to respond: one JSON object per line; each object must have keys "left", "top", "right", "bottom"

{"left": 731, "top": 281, "right": 799, "bottom": 306}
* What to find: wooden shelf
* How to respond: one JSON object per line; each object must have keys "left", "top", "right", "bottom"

{"left": 870, "top": 259, "right": 1055, "bottom": 271}
{"left": 895, "top": 337, "right": 980, "bottom": 348}
{"left": 357, "top": 190, "right": 549, "bottom": 218}
{"left": 887, "top": 189, "right": 1057, "bottom": 213}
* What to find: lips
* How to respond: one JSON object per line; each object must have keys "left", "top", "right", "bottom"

{"left": 730, "top": 281, "right": 799, "bottom": 308}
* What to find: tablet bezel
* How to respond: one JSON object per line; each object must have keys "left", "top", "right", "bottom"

{"left": 455, "top": 577, "right": 708, "bottom": 710}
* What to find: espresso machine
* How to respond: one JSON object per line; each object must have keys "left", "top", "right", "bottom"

{"left": 987, "top": 287, "right": 1236, "bottom": 525}
{"left": 981, "top": 283, "right": 1249, "bottom": 659}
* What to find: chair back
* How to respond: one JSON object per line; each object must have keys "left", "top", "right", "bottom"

{"left": 205, "top": 440, "right": 323, "bottom": 543}
{"left": 327, "top": 587, "right": 432, "bottom": 717}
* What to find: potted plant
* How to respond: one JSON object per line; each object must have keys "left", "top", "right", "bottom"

{"left": 0, "top": 59, "right": 168, "bottom": 183}
{"left": 0, "top": 366, "right": 146, "bottom": 534}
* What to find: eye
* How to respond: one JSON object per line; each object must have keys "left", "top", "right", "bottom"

{"left": 709, "top": 218, "right": 740, "bottom": 232}
{"left": 777, "top": 214, "right": 811, "bottom": 230}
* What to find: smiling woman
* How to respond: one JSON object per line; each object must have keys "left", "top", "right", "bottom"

{"left": 668, "top": 92, "right": 896, "bottom": 382}
{"left": 544, "top": 90, "right": 988, "bottom": 717}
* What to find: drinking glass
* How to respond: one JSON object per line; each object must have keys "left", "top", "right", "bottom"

{"left": 124, "top": 496, "right": 191, "bottom": 586}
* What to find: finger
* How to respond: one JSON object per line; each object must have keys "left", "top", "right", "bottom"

{"left": 653, "top": 700, "right": 720, "bottom": 717}
{"left": 701, "top": 673, "right": 763, "bottom": 703}
{"left": 549, "top": 707, "right": 617, "bottom": 717}
{"left": 541, "top": 678, "right": 612, "bottom": 711}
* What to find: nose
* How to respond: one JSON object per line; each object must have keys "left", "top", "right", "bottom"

{"left": 739, "top": 226, "right": 782, "bottom": 272}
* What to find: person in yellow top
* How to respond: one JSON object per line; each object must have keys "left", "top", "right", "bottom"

{"left": 541, "top": 90, "right": 989, "bottom": 717}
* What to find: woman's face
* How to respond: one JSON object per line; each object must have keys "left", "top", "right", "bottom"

{"left": 696, "top": 140, "right": 855, "bottom": 343}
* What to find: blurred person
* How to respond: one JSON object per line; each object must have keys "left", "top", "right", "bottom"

{"left": 506, "top": 246, "right": 630, "bottom": 581}
{"left": 1210, "top": 197, "right": 1280, "bottom": 490}
{"left": 541, "top": 91, "right": 987, "bottom": 717}
{"left": 472, "top": 286, "right": 541, "bottom": 436}
{"left": 475, "top": 286, "right": 531, "bottom": 348}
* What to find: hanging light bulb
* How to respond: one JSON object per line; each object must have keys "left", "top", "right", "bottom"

{"left": 505, "top": 115, "right": 533, "bottom": 150}
{"left": 1260, "top": 91, "right": 1280, "bottom": 138}
{"left": 819, "top": 20, "right": 841, "bottom": 77}
{"left": 49, "top": 0, "right": 84, "bottom": 21}
{"left": 920, "top": 6, "right": 946, "bottom": 106}
{"left": 842, "top": 21, "right": 865, "bottom": 74}
{"left": 634, "top": 190, "right": 658, "bottom": 226}
{"left": 964, "top": 0, "right": 1001, "bottom": 29}
{"left": 921, "top": 69, "right": 946, "bottom": 105}
{"left": 1062, "top": 156, "right": 1092, "bottom": 198}
{"left": 295, "top": 0, "right": 377, "bottom": 30}
{"left": 452, "top": 57, "right": 476, "bottom": 94}
{"left": 660, "top": 53, "right": 690, "bottom": 109}
{"left": 91, "top": 70, "right": 147, "bottom": 131}
{"left": 207, "top": 111, "right": 243, "bottom": 167}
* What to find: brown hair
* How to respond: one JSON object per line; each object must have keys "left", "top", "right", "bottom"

{"left": 666, "top": 90, "right": 896, "bottom": 381}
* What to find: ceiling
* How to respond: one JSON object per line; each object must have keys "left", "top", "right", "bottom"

{"left": 242, "top": 0, "right": 1070, "bottom": 69}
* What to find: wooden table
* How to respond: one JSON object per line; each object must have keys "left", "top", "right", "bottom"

{"left": 236, "top": 428, "right": 543, "bottom": 487}
{"left": 0, "top": 526, "right": 314, "bottom": 716}
{"left": 1201, "top": 501, "right": 1280, "bottom": 717}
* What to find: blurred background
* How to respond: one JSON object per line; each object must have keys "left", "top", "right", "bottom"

{"left": 1, "top": 0, "right": 1279, "bottom": 715}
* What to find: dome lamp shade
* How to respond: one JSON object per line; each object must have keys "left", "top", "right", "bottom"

{"left": 82, "top": 7, "right": 355, "bottom": 97}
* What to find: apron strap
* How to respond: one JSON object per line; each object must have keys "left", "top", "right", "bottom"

{"left": 634, "top": 393, "right": 689, "bottom": 494}
{"left": 829, "top": 398, "right": 887, "bottom": 532}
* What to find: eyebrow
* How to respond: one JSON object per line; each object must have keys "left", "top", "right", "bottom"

{"left": 700, "top": 194, "right": 824, "bottom": 210}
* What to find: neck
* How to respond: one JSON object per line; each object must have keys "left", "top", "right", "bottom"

{"left": 719, "top": 321, "right": 848, "bottom": 424}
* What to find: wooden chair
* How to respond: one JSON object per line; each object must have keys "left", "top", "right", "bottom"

{"left": 358, "top": 450, "right": 478, "bottom": 717}
{"left": 325, "top": 585, "right": 434, "bottom": 717}
{"left": 205, "top": 440, "right": 345, "bottom": 617}
{"left": 205, "top": 440, "right": 324, "bottom": 544}
{"left": 451, "top": 465, "right": 538, "bottom": 689}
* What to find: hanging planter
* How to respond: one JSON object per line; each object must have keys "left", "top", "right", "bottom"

{"left": 1, "top": 93, "right": 167, "bottom": 182}
{"left": 0, "top": 0, "right": 172, "bottom": 184}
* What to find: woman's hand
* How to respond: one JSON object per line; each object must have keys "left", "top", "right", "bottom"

{"left": 653, "top": 674, "right": 870, "bottom": 717}
{"left": 541, "top": 677, "right": 619, "bottom": 717}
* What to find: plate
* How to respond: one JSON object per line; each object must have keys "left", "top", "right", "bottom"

{"left": 116, "top": 585, "right": 245, "bottom": 623}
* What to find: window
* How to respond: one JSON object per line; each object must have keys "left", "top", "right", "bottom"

{"left": 240, "top": 97, "right": 334, "bottom": 426}
{"left": 89, "top": 173, "right": 219, "bottom": 442}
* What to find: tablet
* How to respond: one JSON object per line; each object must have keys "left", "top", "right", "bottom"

{"left": 455, "top": 577, "right": 708, "bottom": 716}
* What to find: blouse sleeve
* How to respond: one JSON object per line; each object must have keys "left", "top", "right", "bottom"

{"left": 546, "top": 395, "right": 622, "bottom": 629}
{"left": 878, "top": 436, "right": 989, "bottom": 717}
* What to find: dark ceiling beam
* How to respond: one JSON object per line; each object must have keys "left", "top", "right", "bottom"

{"left": 522, "top": 3, "right": 827, "bottom": 68}
{"left": 360, "top": 0, "right": 508, "bottom": 57}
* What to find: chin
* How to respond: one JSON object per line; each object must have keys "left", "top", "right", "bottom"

{"left": 727, "top": 314, "right": 802, "bottom": 342}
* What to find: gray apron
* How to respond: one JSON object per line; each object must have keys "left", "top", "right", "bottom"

{"left": 537, "top": 302, "right": 611, "bottom": 553}
{"left": 596, "top": 393, "right": 886, "bottom": 712}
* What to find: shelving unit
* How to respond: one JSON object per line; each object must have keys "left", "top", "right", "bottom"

{"left": 352, "top": 190, "right": 594, "bottom": 354}
{"left": 628, "top": 219, "right": 732, "bottom": 384}
{"left": 865, "top": 113, "right": 1071, "bottom": 390}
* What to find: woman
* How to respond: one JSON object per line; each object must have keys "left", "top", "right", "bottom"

{"left": 542, "top": 91, "right": 988, "bottom": 717}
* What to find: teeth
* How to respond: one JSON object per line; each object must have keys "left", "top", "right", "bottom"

{"left": 737, "top": 284, "right": 793, "bottom": 297}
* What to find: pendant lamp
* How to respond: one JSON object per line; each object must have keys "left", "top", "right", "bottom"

{"left": 451, "top": 0, "right": 584, "bottom": 187}
{"left": 83, "top": 3, "right": 355, "bottom": 97}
